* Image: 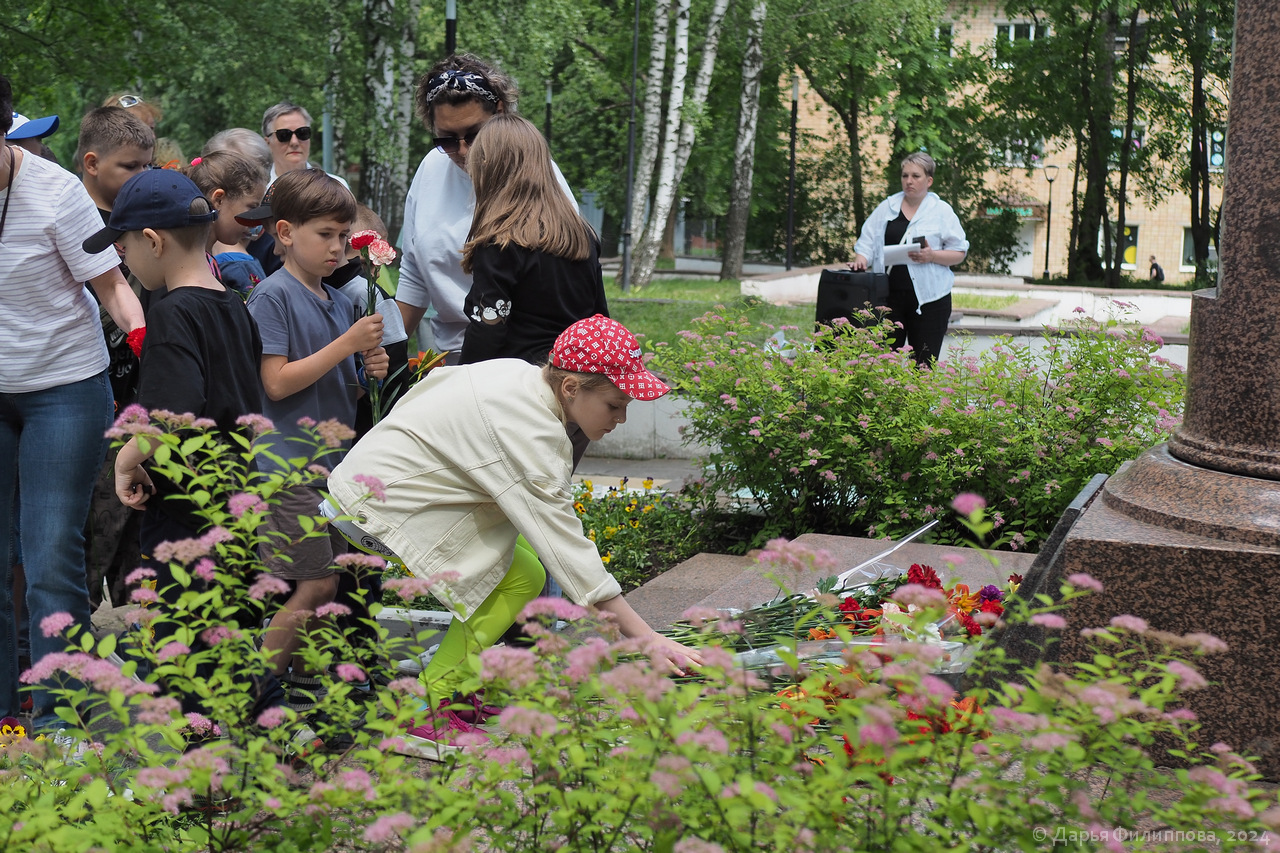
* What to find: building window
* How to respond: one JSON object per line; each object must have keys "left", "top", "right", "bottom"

{"left": 996, "top": 22, "right": 1046, "bottom": 42}
{"left": 936, "top": 24, "right": 954, "bottom": 56}
{"left": 1113, "top": 21, "right": 1151, "bottom": 62}
{"left": 994, "top": 22, "right": 1047, "bottom": 67}
{"left": 994, "top": 138, "right": 1046, "bottom": 169}
{"left": 1098, "top": 225, "right": 1139, "bottom": 270}
{"left": 1109, "top": 125, "right": 1146, "bottom": 169}
{"left": 1181, "top": 227, "right": 1219, "bottom": 273}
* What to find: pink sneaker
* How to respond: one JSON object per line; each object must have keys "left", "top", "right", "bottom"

{"left": 451, "top": 691, "right": 502, "bottom": 725}
{"left": 396, "top": 707, "right": 488, "bottom": 762}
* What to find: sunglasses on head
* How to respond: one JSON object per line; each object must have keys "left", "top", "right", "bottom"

{"left": 432, "top": 129, "right": 480, "bottom": 154}
{"left": 271, "top": 126, "right": 313, "bottom": 143}
{"left": 116, "top": 95, "right": 144, "bottom": 108}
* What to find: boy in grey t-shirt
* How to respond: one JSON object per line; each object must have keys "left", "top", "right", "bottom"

{"left": 244, "top": 170, "right": 387, "bottom": 713}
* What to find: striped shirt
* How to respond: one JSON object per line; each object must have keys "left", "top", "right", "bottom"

{"left": 0, "top": 153, "right": 120, "bottom": 393}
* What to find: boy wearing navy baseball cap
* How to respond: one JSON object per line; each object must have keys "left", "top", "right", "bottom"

{"left": 86, "top": 170, "right": 282, "bottom": 718}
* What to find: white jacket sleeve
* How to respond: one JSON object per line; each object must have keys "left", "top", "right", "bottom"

{"left": 492, "top": 472, "right": 623, "bottom": 607}
{"left": 854, "top": 198, "right": 893, "bottom": 272}
{"left": 938, "top": 202, "right": 970, "bottom": 254}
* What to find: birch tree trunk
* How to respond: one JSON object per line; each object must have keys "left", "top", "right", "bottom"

{"left": 360, "top": 0, "right": 421, "bottom": 237}
{"left": 625, "top": 0, "right": 674, "bottom": 284}
{"left": 720, "top": 0, "right": 766, "bottom": 281}
{"left": 632, "top": 0, "right": 730, "bottom": 289}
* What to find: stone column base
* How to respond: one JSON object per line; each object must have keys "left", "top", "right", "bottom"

{"left": 1052, "top": 444, "right": 1280, "bottom": 777}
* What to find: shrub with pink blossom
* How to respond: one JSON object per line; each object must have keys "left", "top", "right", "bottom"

{"left": 653, "top": 307, "right": 1183, "bottom": 549}
{"left": 9, "top": 403, "right": 1275, "bottom": 853}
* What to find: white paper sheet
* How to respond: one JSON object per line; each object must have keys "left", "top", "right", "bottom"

{"left": 883, "top": 243, "right": 918, "bottom": 267}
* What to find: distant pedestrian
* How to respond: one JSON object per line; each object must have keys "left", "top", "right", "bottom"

{"left": 1149, "top": 255, "right": 1165, "bottom": 283}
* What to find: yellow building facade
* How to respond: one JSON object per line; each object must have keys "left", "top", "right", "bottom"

{"left": 792, "top": 1, "right": 1224, "bottom": 283}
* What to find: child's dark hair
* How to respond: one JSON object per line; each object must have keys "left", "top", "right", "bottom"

{"left": 164, "top": 197, "right": 217, "bottom": 252}
{"left": 183, "top": 151, "right": 267, "bottom": 201}
{"left": 415, "top": 54, "right": 517, "bottom": 131}
{"left": 76, "top": 106, "right": 155, "bottom": 166}
{"left": 269, "top": 168, "right": 356, "bottom": 227}
{"left": 0, "top": 77, "right": 12, "bottom": 136}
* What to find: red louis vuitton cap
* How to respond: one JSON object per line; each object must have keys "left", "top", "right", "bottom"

{"left": 550, "top": 315, "right": 670, "bottom": 401}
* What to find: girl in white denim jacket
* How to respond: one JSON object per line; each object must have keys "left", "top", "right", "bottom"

{"left": 327, "top": 315, "right": 702, "bottom": 760}
{"left": 851, "top": 152, "right": 968, "bottom": 364}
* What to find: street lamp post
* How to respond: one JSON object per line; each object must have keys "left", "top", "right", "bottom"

{"left": 1043, "top": 164, "right": 1059, "bottom": 280}
{"left": 786, "top": 74, "right": 799, "bottom": 271}
{"left": 445, "top": 0, "right": 457, "bottom": 55}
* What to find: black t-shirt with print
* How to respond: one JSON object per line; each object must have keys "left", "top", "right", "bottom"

{"left": 460, "top": 236, "right": 609, "bottom": 366}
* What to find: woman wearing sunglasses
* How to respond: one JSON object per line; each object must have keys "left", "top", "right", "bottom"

{"left": 260, "top": 101, "right": 349, "bottom": 188}
{"left": 396, "top": 54, "right": 577, "bottom": 366}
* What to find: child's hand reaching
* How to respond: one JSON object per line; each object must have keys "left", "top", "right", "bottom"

{"left": 362, "top": 346, "right": 390, "bottom": 380}
{"left": 645, "top": 634, "right": 705, "bottom": 675}
{"left": 346, "top": 313, "right": 384, "bottom": 354}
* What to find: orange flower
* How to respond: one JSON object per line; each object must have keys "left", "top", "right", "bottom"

{"left": 948, "top": 583, "right": 980, "bottom": 613}
{"left": 808, "top": 626, "right": 838, "bottom": 641}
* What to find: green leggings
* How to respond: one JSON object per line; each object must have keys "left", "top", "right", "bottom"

{"left": 420, "top": 536, "right": 546, "bottom": 701}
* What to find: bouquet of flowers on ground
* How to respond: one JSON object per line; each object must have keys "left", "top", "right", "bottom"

{"left": 661, "top": 562, "right": 1023, "bottom": 678}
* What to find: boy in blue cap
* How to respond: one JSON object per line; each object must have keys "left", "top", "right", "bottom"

{"left": 6, "top": 111, "right": 59, "bottom": 158}
{"left": 84, "top": 170, "right": 283, "bottom": 721}
{"left": 84, "top": 170, "right": 262, "bottom": 531}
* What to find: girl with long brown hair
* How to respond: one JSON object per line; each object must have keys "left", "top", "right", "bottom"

{"left": 458, "top": 113, "right": 607, "bottom": 367}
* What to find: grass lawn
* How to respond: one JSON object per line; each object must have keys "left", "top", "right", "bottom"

{"left": 606, "top": 276, "right": 813, "bottom": 347}
{"left": 951, "top": 292, "right": 1020, "bottom": 311}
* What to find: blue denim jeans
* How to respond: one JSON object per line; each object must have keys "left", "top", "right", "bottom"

{"left": 0, "top": 372, "right": 113, "bottom": 730}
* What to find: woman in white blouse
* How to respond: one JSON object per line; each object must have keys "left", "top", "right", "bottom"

{"left": 851, "top": 152, "right": 968, "bottom": 365}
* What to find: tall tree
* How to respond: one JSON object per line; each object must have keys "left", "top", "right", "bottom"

{"left": 1143, "top": 0, "right": 1234, "bottom": 282}
{"left": 720, "top": 0, "right": 767, "bottom": 281}
{"left": 633, "top": 0, "right": 690, "bottom": 289}
{"left": 1109, "top": 5, "right": 1145, "bottom": 288}
{"left": 630, "top": 0, "right": 731, "bottom": 289}
{"left": 994, "top": 0, "right": 1125, "bottom": 282}
{"left": 625, "top": 0, "right": 674, "bottom": 288}
{"left": 358, "top": 0, "right": 422, "bottom": 235}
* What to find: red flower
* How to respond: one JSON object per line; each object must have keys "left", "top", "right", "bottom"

{"left": 350, "top": 229, "right": 379, "bottom": 250}
{"left": 1008, "top": 573, "right": 1024, "bottom": 585}
{"left": 957, "top": 611, "right": 982, "bottom": 637}
{"left": 126, "top": 326, "right": 147, "bottom": 358}
{"left": 838, "top": 596, "right": 861, "bottom": 612}
{"left": 979, "top": 599, "right": 1004, "bottom": 617}
{"left": 907, "top": 564, "right": 942, "bottom": 590}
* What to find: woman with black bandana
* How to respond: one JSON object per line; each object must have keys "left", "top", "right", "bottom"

{"left": 395, "top": 54, "right": 578, "bottom": 371}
